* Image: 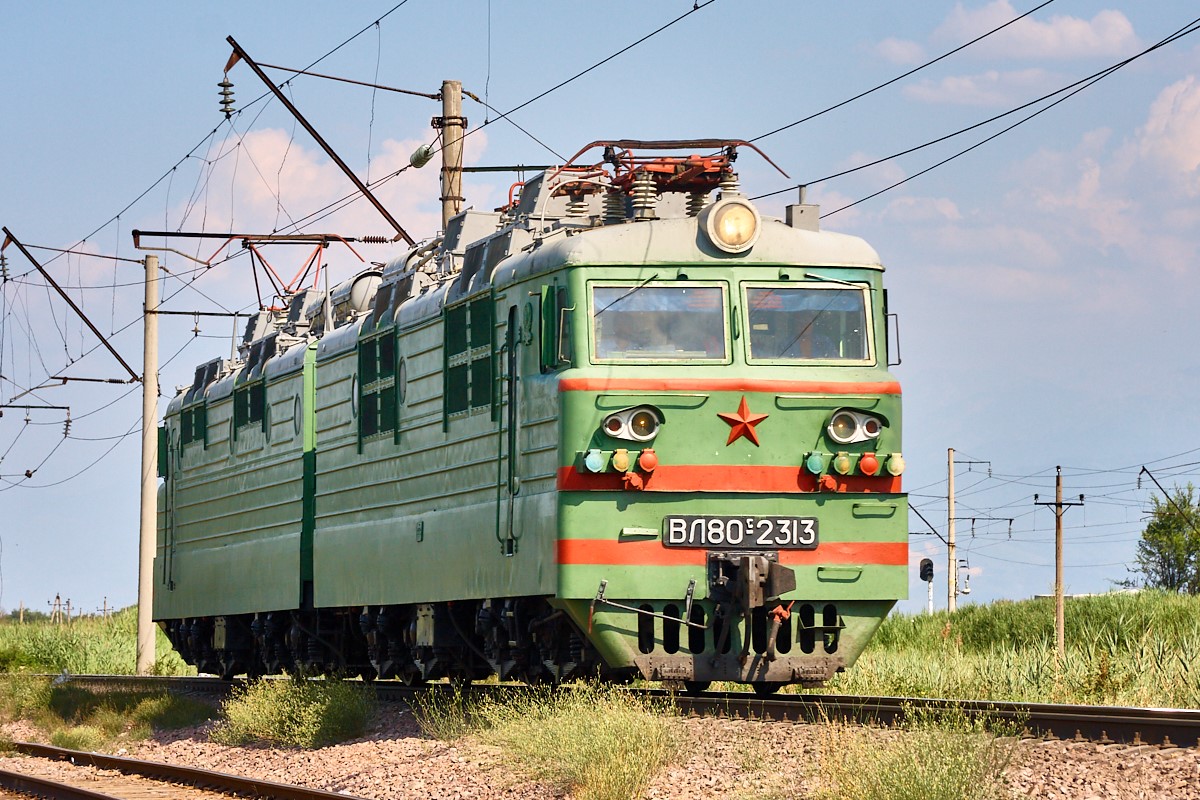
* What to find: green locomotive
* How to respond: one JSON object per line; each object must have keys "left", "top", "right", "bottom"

{"left": 156, "top": 140, "right": 906, "bottom": 692}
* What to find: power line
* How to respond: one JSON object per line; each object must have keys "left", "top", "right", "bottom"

{"left": 753, "top": 14, "right": 1200, "bottom": 210}
{"left": 751, "top": 0, "right": 1058, "bottom": 143}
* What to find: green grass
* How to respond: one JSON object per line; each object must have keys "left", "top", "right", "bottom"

{"left": 413, "top": 683, "right": 681, "bottom": 800}
{"left": 210, "top": 676, "right": 376, "bottom": 748}
{"left": 814, "top": 705, "right": 1021, "bottom": 800}
{"left": 0, "top": 607, "right": 192, "bottom": 676}
{"left": 821, "top": 591, "right": 1200, "bottom": 707}
{"left": 0, "top": 673, "right": 213, "bottom": 751}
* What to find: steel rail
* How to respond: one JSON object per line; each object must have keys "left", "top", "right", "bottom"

{"left": 45, "top": 674, "right": 1200, "bottom": 746}
{"left": 653, "top": 690, "right": 1200, "bottom": 747}
{"left": 0, "top": 768, "right": 119, "bottom": 800}
{"left": 8, "top": 742, "right": 372, "bottom": 800}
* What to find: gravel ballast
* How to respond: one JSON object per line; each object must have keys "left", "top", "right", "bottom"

{"left": 3, "top": 707, "right": 1199, "bottom": 799}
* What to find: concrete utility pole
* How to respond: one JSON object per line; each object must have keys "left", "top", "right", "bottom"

{"left": 137, "top": 254, "right": 159, "bottom": 675}
{"left": 947, "top": 448, "right": 957, "bottom": 612}
{"left": 439, "top": 80, "right": 466, "bottom": 230}
{"left": 1035, "top": 466, "right": 1084, "bottom": 660}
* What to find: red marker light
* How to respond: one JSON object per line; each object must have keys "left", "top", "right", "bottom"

{"left": 860, "top": 452, "right": 879, "bottom": 476}
{"left": 638, "top": 449, "right": 658, "bottom": 472}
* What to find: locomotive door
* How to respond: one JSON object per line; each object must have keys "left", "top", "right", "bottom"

{"left": 163, "top": 426, "right": 177, "bottom": 591}
{"left": 497, "top": 304, "right": 521, "bottom": 556}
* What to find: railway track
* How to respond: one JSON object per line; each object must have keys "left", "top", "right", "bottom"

{"left": 45, "top": 674, "right": 1200, "bottom": 747}
{"left": 0, "top": 742, "right": 371, "bottom": 800}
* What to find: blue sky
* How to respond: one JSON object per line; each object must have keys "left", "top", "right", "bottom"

{"left": 1, "top": 1, "right": 1198, "bottom": 617}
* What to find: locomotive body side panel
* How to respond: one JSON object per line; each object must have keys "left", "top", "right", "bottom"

{"left": 311, "top": 275, "right": 559, "bottom": 607}
{"left": 154, "top": 352, "right": 306, "bottom": 619}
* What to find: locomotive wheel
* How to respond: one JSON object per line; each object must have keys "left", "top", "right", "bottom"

{"left": 400, "top": 669, "right": 426, "bottom": 687}
{"left": 683, "top": 680, "right": 711, "bottom": 695}
{"left": 751, "top": 681, "right": 783, "bottom": 696}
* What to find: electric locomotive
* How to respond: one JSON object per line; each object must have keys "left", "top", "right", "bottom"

{"left": 155, "top": 139, "right": 906, "bottom": 693}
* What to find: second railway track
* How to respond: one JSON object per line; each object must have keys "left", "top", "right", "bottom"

{"left": 0, "top": 743, "right": 373, "bottom": 800}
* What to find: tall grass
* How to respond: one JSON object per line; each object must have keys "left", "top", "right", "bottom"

{"left": 814, "top": 705, "right": 1021, "bottom": 800}
{"left": 825, "top": 591, "right": 1200, "bottom": 707}
{"left": 413, "top": 684, "right": 680, "bottom": 800}
{"left": 211, "top": 676, "right": 376, "bottom": 748}
{"left": 0, "top": 607, "right": 191, "bottom": 676}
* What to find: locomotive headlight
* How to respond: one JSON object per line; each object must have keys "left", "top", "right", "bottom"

{"left": 701, "top": 197, "right": 761, "bottom": 254}
{"left": 827, "top": 411, "right": 859, "bottom": 444}
{"left": 629, "top": 410, "right": 659, "bottom": 441}
{"left": 601, "top": 405, "right": 663, "bottom": 443}
{"left": 827, "top": 409, "right": 885, "bottom": 444}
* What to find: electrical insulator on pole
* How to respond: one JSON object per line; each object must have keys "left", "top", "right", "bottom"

{"left": 219, "top": 78, "right": 236, "bottom": 118}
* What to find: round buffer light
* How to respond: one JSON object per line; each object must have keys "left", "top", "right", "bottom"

{"left": 887, "top": 453, "right": 906, "bottom": 476}
{"left": 859, "top": 452, "right": 880, "bottom": 476}
{"left": 629, "top": 409, "right": 660, "bottom": 442}
{"left": 805, "top": 452, "right": 826, "bottom": 474}
{"left": 833, "top": 452, "right": 853, "bottom": 475}
{"left": 584, "top": 449, "right": 607, "bottom": 473}
{"left": 828, "top": 411, "right": 859, "bottom": 444}
{"left": 703, "top": 197, "right": 761, "bottom": 254}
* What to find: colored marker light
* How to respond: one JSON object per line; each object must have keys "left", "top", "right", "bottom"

{"left": 611, "top": 448, "right": 631, "bottom": 472}
{"left": 805, "top": 452, "right": 825, "bottom": 474}
{"left": 859, "top": 452, "right": 879, "bottom": 476}
{"left": 887, "top": 453, "right": 906, "bottom": 476}
{"left": 584, "top": 449, "right": 606, "bottom": 473}
{"left": 833, "top": 452, "right": 852, "bottom": 475}
{"left": 637, "top": 448, "right": 658, "bottom": 472}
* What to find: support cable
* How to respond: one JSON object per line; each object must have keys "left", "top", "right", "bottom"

{"left": 751, "top": 0, "right": 1058, "bottom": 143}
{"left": 753, "top": 15, "right": 1200, "bottom": 209}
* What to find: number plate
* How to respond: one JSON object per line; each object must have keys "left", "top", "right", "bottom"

{"left": 662, "top": 515, "right": 818, "bottom": 549}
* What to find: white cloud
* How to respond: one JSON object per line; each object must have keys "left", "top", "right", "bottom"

{"left": 936, "top": 1, "right": 1138, "bottom": 60}
{"left": 147, "top": 126, "right": 494, "bottom": 307}
{"left": 1135, "top": 76, "right": 1200, "bottom": 196}
{"left": 904, "top": 67, "right": 1055, "bottom": 106}
{"left": 880, "top": 195, "right": 962, "bottom": 223}
{"left": 877, "top": 37, "right": 925, "bottom": 65}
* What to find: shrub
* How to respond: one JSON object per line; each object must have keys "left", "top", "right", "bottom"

{"left": 416, "top": 683, "right": 680, "bottom": 800}
{"left": 211, "top": 677, "right": 375, "bottom": 748}
{"left": 49, "top": 725, "right": 106, "bottom": 752}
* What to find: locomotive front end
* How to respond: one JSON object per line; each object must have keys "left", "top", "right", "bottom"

{"left": 547, "top": 174, "right": 906, "bottom": 691}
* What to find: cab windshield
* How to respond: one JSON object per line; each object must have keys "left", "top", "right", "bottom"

{"left": 744, "top": 284, "right": 871, "bottom": 362}
{"left": 592, "top": 284, "right": 727, "bottom": 361}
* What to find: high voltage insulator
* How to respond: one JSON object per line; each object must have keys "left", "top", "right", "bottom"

{"left": 219, "top": 78, "right": 236, "bottom": 119}
{"left": 63, "top": 416, "right": 71, "bottom": 437}
{"left": 0, "top": 251, "right": 8, "bottom": 281}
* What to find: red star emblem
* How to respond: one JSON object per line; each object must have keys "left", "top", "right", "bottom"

{"left": 718, "top": 396, "right": 769, "bottom": 447}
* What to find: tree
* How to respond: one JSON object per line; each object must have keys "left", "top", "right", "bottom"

{"left": 1128, "top": 483, "right": 1200, "bottom": 594}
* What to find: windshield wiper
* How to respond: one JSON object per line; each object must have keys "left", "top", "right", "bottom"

{"left": 594, "top": 272, "right": 659, "bottom": 318}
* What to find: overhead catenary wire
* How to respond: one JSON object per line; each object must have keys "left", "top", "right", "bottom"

{"left": 750, "top": 0, "right": 1059, "bottom": 143}
{"left": 754, "top": 14, "right": 1200, "bottom": 211}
